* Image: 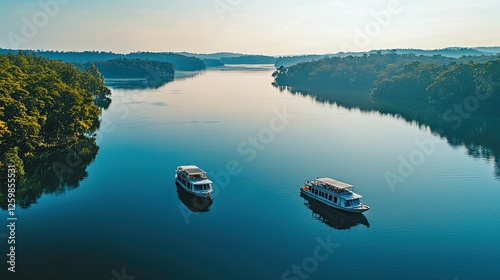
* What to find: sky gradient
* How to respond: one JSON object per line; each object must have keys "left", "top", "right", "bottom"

{"left": 1, "top": 0, "right": 499, "bottom": 55}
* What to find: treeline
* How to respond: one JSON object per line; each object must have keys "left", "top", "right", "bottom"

{"left": 371, "top": 60, "right": 500, "bottom": 111}
{"left": 274, "top": 47, "right": 500, "bottom": 68}
{"left": 0, "top": 49, "right": 206, "bottom": 71}
{"left": 87, "top": 58, "right": 175, "bottom": 79}
{"left": 126, "top": 52, "right": 205, "bottom": 71}
{"left": 220, "top": 55, "right": 276, "bottom": 64}
{"left": 275, "top": 55, "right": 327, "bottom": 68}
{"left": 0, "top": 52, "right": 110, "bottom": 175}
{"left": 179, "top": 52, "right": 277, "bottom": 65}
{"left": 273, "top": 53, "right": 500, "bottom": 114}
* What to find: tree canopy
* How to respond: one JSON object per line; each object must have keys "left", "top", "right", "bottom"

{"left": 0, "top": 52, "right": 111, "bottom": 175}
{"left": 89, "top": 58, "right": 174, "bottom": 79}
{"left": 273, "top": 53, "right": 500, "bottom": 115}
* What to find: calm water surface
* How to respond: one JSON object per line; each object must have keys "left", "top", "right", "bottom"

{"left": 2, "top": 65, "right": 500, "bottom": 280}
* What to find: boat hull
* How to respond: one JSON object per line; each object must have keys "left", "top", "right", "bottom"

{"left": 300, "top": 193, "right": 369, "bottom": 229}
{"left": 300, "top": 188, "right": 370, "bottom": 214}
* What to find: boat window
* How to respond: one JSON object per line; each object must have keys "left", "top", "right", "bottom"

{"left": 333, "top": 197, "right": 338, "bottom": 204}
{"left": 352, "top": 199, "right": 360, "bottom": 206}
{"left": 328, "top": 195, "right": 332, "bottom": 201}
{"left": 345, "top": 200, "right": 351, "bottom": 207}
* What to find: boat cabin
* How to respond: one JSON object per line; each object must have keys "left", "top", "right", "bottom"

{"left": 176, "top": 165, "right": 213, "bottom": 196}
{"left": 304, "top": 178, "right": 363, "bottom": 209}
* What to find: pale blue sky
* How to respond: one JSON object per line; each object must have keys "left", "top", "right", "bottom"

{"left": 1, "top": 0, "right": 499, "bottom": 55}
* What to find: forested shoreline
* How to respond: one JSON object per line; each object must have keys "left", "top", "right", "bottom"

{"left": 0, "top": 53, "right": 111, "bottom": 176}
{"left": 273, "top": 53, "right": 500, "bottom": 116}
{"left": 85, "top": 58, "right": 175, "bottom": 79}
{"left": 273, "top": 53, "right": 500, "bottom": 178}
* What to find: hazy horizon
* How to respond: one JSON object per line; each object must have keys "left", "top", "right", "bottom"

{"left": 1, "top": 0, "right": 500, "bottom": 56}
{"left": 2, "top": 46, "right": 500, "bottom": 58}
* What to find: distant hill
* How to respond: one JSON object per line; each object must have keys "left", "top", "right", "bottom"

{"left": 474, "top": 47, "right": 500, "bottom": 54}
{"left": 362, "top": 47, "right": 491, "bottom": 58}
{"left": 220, "top": 55, "right": 276, "bottom": 64}
{"left": 125, "top": 52, "right": 205, "bottom": 71}
{"left": 180, "top": 52, "right": 277, "bottom": 66}
{"left": 275, "top": 55, "right": 328, "bottom": 67}
{"left": 202, "top": 59, "right": 224, "bottom": 67}
{"left": 275, "top": 47, "right": 500, "bottom": 68}
{"left": 178, "top": 52, "right": 244, "bottom": 60}
{"left": 0, "top": 49, "right": 206, "bottom": 71}
{"left": 89, "top": 58, "right": 174, "bottom": 79}
{"left": 0, "top": 49, "right": 120, "bottom": 63}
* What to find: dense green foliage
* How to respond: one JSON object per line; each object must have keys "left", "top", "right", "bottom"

{"left": 0, "top": 49, "right": 118, "bottom": 63}
{"left": 273, "top": 53, "right": 500, "bottom": 114}
{"left": 90, "top": 58, "right": 174, "bottom": 79}
{"left": 371, "top": 59, "right": 500, "bottom": 111}
{"left": 0, "top": 49, "right": 206, "bottom": 71}
{"left": 273, "top": 53, "right": 403, "bottom": 88}
{"left": 275, "top": 55, "right": 328, "bottom": 68}
{"left": 274, "top": 47, "right": 500, "bottom": 68}
{"left": 0, "top": 53, "right": 110, "bottom": 174}
{"left": 126, "top": 52, "right": 205, "bottom": 71}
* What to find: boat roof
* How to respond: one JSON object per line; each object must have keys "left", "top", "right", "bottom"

{"left": 178, "top": 165, "right": 207, "bottom": 175}
{"left": 316, "top": 178, "right": 353, "bottom": 189}
{"left": 193, "top": 179, "right": 213, "bottom": 185}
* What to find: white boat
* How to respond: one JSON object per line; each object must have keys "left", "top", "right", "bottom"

{"left": 300, "top": 177, "right": 370, "bottom": 213}
{"left": 175, "top": 165, "right": 213, "bottom": 198}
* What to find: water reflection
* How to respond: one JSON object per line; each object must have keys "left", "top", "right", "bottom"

{"left": 0, "top": 138, "right": 99, "bottom": 210}
{"left": 105, "top": 75, "right": 174, "bottom": 90}
{"left": 276, "top": 85, "right": 500, "bottom": 179}
{"left": 174, "top": 71, "right": 204, "bottom": 81}
{"left": 176, "top": 185, "right": 213, "bottom": 212}
{"left": 301, "top": 194, "right": 369, "bottom": 230}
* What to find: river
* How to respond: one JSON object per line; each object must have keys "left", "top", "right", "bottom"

{"left": 1, "top": 65, "right": 499, "bottom": 280}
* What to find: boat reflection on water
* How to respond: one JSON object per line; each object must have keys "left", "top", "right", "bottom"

{"left": 176, "top": 185, "right": 213, "bottom": 212}
{"left": 301, "top": 194, "right": 369, "bottom": 230}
